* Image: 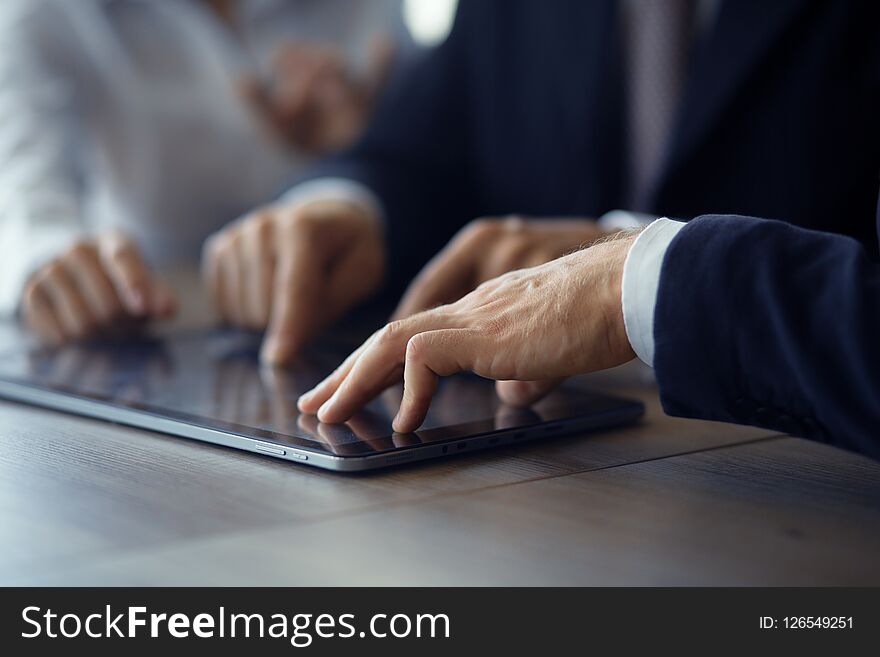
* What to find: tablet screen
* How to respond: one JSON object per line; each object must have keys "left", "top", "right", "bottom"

{"left": 0, "top": 331, "right": 639, "bottom": 457}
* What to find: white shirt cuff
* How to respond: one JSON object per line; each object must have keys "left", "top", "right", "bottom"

{"left": 280, "top": 177, "right": 384, "bottom": 224}
{"left": 597, "top": 209, "right": 657, "bottom": 231}
{"left": 621, "top": 218, "right": 686, "bottom": 366}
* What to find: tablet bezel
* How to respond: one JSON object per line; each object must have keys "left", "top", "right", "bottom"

{"left": 0, "top": 375, "right": 644, "bottom": 471}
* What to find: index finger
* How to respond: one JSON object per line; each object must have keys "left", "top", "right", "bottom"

{"left": 260, "top": 228, "right": 320, "bottom": 365}
{"left": 314, "top": 310, "right": 468, "bottom": 426}
{"left": 394, "top": 328, "right": 483, "bottom": 432}
{"left": 97, "top": 233, "right": 151, "bottom": 315}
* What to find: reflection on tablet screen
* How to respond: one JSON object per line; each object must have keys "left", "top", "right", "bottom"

{"left": 0, "top": 331, "right": 627, "bottom": 457}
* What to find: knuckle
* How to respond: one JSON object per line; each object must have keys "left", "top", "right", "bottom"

{"left": 205, "top": 228, "right": 226, "bottom": 247}
{"left": 252, "top": 208, "right": 275, "bottom": 228}
{"left": 44, "top": 260, "right": 66, "bottom": 280}
{"left": 108, "top": 229, "right": 133, "bottom": 246}
{"left": 248, "top": 213, "right": 274, "bottom": 242}
{"left": 62, "top": 241, "right": 95, "bottom": 262}
{"left": 104, "top": 241, "right": 135, "bottom": 263}
{"left": 287, "top": 211, "right": 320, "bottom": 239}
{"left": 405, "top": 333, "right": 428, "bottom": 361}
{"left": 208, "top": 233, "right": 237, "bottom": 259}
{"left": 503, "top": 214, "right": 525, "bottom": 229}
{"left": 223, "top": 219, "right": 246, "bottom": 239}
{"left": 28, "top": 272, "right": 53, "bottom": 296}
{"left": 466, "top": 217, "right": 501, "bottom": 239}
{"left": 22, "top": 278, "right": 43, "bottom": 304}
{"left": 101, "top": 230, "right": 134, "bottom": 255}
{"left": 377, "top": 319, "right": 407, "bottom": 345}
{"left": 225, "top": 229, "right": 244, "bottom": 251}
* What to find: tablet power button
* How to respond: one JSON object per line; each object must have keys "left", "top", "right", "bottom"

{"left": 254, "top": 442, "right": 286, "bottom": 456}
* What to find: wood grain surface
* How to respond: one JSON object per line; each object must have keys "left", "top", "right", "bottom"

{"left": 0, "top": 269, "right": 876, "bottom": 585}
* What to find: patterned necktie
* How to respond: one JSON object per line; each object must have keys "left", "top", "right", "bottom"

{"left": 625, "top": 0, "right": 696, "bottom": 211}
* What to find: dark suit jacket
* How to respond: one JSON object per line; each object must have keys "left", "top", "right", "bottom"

{"left": 304, "top": 0, "right": 880, "bottom": 292}
{"left": 654, "top": 195, "right": 880, "bottom": 459}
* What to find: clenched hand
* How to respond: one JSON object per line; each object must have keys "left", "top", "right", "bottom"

{"left": 299, "top": 231, "right": 640, "bottom": 433}
{"left": 239, "top": 37, "right": 395, "bottom": 154}
{"left": 392, "top": 216, "right": 607, "bottom": 320}
{"left": 202, "top": 199, "right": 385, "bottom": 365}
{"left": 21, "top": 231, "right": 176, "bottom": 344}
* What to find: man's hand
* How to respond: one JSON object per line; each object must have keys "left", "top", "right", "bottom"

{"left": 392, "top": 216, "right": 607, "bottom": 319}
{"left": 298, "top": 231, "right": 639, "bottom": 433}
{"left": 21, "top": 231, "right": 176, "bottom": 344}
{"left": 239, "top": 37, "right": 395, "bottom": 154}
{"left": 201, "top": 199, "right": 385, "bottom": 365}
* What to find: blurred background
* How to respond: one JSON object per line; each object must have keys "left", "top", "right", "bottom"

{"left": 0, "top": 0, "right": 457, "bottom": 318}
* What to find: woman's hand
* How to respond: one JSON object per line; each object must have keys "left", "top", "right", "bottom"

{"left": 21, "top": 231, "right": 176, "bottom": 344}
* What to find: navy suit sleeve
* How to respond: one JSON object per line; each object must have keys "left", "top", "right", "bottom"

{"left": 297, "top": 1, "right": 482, "bottom": 291}
{"left": 654, "top": 214, "right": 880, "bottom": 459}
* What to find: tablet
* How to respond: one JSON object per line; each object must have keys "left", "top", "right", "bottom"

{"left": 0, "top": 330, "right": 644, "bottom": 471}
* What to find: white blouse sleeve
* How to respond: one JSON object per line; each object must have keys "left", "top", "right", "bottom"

{"left": 0, "top": 2, "right": 88, "bottom": 315}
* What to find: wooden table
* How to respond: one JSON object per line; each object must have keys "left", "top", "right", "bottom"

{"left": 1, "top": 271, "right": 879, "bottom": 586}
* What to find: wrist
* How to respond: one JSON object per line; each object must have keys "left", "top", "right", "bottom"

{"left": 582, "top": 229, "right": 642, "bottom": 364}
{"left": 607, "top": 231, "right": 641, "bottom": 362}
